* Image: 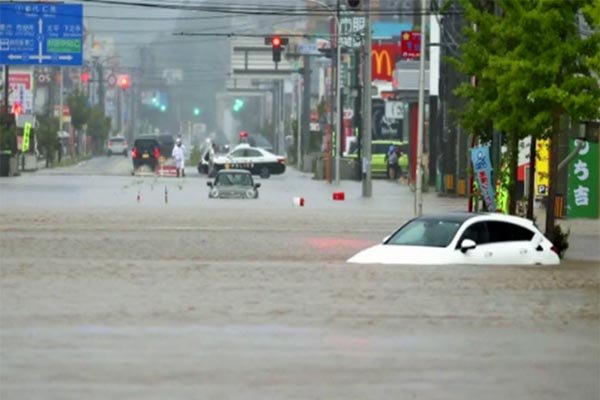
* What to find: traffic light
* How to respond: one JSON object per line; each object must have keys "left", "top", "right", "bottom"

{"left": 232, "top": 98, "right": 244, "bottom": 112}
{"left": 11, "top": 101, "right": 23, "bottom": 116}
{"left": 80, "top": 71, "right": 90, "bottom": 83}
{"left": 193, "top": 107, "right": 202, "bottom": 116}
{"left": 160, "top": 104, "right": 167, "bottom": 112}
{"left": 272, "top": 35, "right": 282, "bottom": 63}
{"left": 347, "top": 0, "right": 360, "bottom": 8}
{"left": 118, "top": 74, "right": 130, "bottom": 90}
{"left": 265, "top": 35, "right": 289, "bottom": 63}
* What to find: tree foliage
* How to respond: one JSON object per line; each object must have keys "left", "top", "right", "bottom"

{"left": 36, "top": 114, "right": 60, "bottom": 165}
{"left": 453, "top": 0, "right": 600, "bottom": 227}
{"left": 66, "top": 88, "right": 91, "bottom": 131}
{"left": 87, "top": 104, "right": 112, "bottom": 154}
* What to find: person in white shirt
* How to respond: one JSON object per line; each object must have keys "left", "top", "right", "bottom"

{"left": 172, "top": 138, "right": 186, "bottom": 177}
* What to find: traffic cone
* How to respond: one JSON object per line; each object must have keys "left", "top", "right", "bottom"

{"left": 292, "top": 197, "right": 305, "bottom": 207}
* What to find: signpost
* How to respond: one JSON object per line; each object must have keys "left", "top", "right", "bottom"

{"left": 0, "top": 3, "right": 83, "bottom": 66}
{"left": 385, "top": 101, "right": 404, "bottom": 120}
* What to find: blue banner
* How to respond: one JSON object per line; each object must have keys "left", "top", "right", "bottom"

{"left": 471, "top": 146, "right": 496, "bottom": 212}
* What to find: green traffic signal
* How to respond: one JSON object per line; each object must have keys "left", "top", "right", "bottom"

{"left": 160, "top": 105, "right": 167, "bottom": 112}
{"left": 194, "top": 107, "right": 201, "bottom": 116}
{"left": 233, "top": 98, "right": 244, "bottom": 112}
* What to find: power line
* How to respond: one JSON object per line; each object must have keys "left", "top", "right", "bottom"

{"left": 74, "top": 0, "right": 461, "bottom": 17}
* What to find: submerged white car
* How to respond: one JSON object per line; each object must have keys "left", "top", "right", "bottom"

{"left": 348, "top": 213, "right": 560, "bottom": 265}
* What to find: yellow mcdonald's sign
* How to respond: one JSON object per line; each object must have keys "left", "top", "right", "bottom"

{"left": 372, "top": 47, "right": 393, "bottom": 79}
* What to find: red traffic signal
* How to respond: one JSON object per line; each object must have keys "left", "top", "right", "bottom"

{"left": 80, "top": 71, "right": 90, "bottom": 83}
{"left": 117, "top": 74, "right": 130, "bottom": 89}
{"left": 11, "top": 101, "right": 23, "bottom": 116}
{"left": 272, "top": 36, "right": 282, "bottom": 47}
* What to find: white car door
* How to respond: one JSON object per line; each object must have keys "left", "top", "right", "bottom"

{"left": 456, "top": 220, "right": 536, "bottom": 265}
{"left": 484, "top": 221, "right": 535, "bottom": 265}
{"left": 453, "top": 221, "right": 497, "bottom": 264}
{"left": 244, "top": 148, "right": 263, "bottom": 172}
{"left": 226, "top": 149, "right": 246, "bottom": 169}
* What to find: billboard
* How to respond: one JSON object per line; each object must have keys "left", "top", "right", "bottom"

{"left": 567, "top": 140, "right": 598, "bottom": 218}
{"left": 371, "top": 44, "right": 399, "bottom": 81}
{"left": 8, "top": 71, "right": 34, "bottom": 114}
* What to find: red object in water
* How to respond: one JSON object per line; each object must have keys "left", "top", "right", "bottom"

{"left": 332, "top": 192, "right": 345, "bottom": 201}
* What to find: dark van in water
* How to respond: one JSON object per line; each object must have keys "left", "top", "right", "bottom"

{"left": 131, "top": 136, "right": 160, "bottom": 172}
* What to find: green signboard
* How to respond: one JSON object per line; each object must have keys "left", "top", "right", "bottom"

{"left": 22, "top": 122, "right": 31, "bottom": 152}
{"left": 567, "top": 140, "right": 599, "bottom": 218}
{"left": 47, "top": 39, "right": 81, "bottom": 54}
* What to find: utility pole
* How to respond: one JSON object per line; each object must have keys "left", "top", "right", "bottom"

{"left": 3, "top": 65, "right": 8, "bottom": 115}
{"left": 301, "top": 55, "right": 311, "bottom": 170}
{"left": 296, "top": 78, "right": 302, "bottom": 167}
{"left": 415, "top": 0, "right": 427, "bottom": 216}
{"left": 97, "top": 62, "right": 104, "bottom": 111}
{"left": 59, "top": 67, "right": 64, "bottom": 134}
{"left": 361, "top": 0, "right": 372, "bottom": 197}
{"left": 334, "top": 0, "right": 342, "bottom": 185}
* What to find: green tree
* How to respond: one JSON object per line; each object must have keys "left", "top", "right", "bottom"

{"left": 87, "top": 104, "right": 111, "bottom": 154}
{"left": 66, "top": 88, "right": 90, "bottom": 131}
{"left": 454, "top": 0, "right": 600, "bottom": 240}
{"left": 0, "top": 122, "right": 17, "bottom": 154}
{"left": 66, "top": 88, "right": 91, "bottom": 154}
{"left": 36, "top": 115, "right": 60, "bottom": 166}
{"left": 509, "top": 0, "right": 600, "bottom": 241}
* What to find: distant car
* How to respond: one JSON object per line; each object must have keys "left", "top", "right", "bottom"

{"left": 347, "top": 213, "right": 560, "bottom": 265}
{"left": 207, "top": 169, "right": 260, "bottom": 199}
{"left": 212, "top": 144, "right": 285, "bottom": 179}
{"left": 131, "top": 136, "right": 161, "bottom": 172}
{"left": 157, "top": 134, "right": 175, "bottom": 159}
{"left": 107, "top": 136, "right": 128, "bottom": 157}
{"left": 346, "top": 140, "right": 408, "bottom": 177}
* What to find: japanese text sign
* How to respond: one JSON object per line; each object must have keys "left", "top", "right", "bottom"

{"left": 568, "top": 140, "right": 598, "bottom": 218}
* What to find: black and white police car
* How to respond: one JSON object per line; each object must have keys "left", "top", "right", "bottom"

{"left": 212, "top": 144, "right": 285, "bottom": 178}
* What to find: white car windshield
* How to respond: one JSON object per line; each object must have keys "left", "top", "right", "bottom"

{"left": 386, "top": 219, "right": 464, "bottom": 248}
{"left": 215, "top": 173, "right": 252, "bottom": 186}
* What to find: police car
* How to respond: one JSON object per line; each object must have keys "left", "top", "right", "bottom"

{"left": 212, "top": 144, "right": 285, "bottom": 178}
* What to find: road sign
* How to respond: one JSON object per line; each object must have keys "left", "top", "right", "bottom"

{"left": 385, "top": 101, "right": 405, "bottom": 120}
{"left": 106, "top": 74, "right": 117, "bottom": 87}
{"left": 298, "top": 43, "right": 320, "bottom": 55}
{"left": 339, "top": 15, "right": 366, "bottom": 48}
{"left": 0, "top": 3, "right": 83, "bottom": 66}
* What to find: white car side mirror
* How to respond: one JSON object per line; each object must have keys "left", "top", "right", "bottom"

{"left": 460, "top": 239, "right": 477, "bottom": 253}
{"left": 382, "top": 235, "right": 390, "bottom": 243}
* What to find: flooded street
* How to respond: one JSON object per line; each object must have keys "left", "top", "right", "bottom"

{"left": 1, "top": 168, "right": 598, "bottom": 399}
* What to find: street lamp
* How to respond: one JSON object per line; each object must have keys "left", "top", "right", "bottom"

{"left": 307, "top": 0, "right": 342, "bottom": 185}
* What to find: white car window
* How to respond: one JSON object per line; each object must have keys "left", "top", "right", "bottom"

{"left": 230, "top": 149, "right": 246, "bottom": 158}
{"left": 388, "top": 219, "right": 462, "bottom": 248}
{"left": 246, "top": 149, "right": 263, "bottom": 158}
{"left": 487, "top": 221, "right": 534, "bottom": 243}
{"left": 457, "top": 221, "right": 490, "bottom": 248}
